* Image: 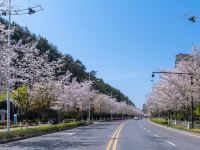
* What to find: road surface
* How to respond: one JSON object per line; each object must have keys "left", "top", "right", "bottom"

{"left": 0, "top": 119, "right": 200, "bottom": 150}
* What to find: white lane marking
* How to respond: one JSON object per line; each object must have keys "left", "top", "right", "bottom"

{"left": 147, "top": 130, "right": 151, "bottom": 133}
{"left": 166, "top": 141, "right": 176, "bottom": 147}
{"left": 154, "top": 134, "right": 159, "bottom": 138}
{"left": 58, "top": 132, "right": 76, "bottom": 136}
{"left": 65, "top": 133, "right": 76, "bottom": 135}
{"left": 144, "top": 128, "right": 146, "bottom": 130}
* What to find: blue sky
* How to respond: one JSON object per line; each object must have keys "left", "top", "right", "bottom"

{"left": 7, "top": 0, "right": 200, "bottom": 109}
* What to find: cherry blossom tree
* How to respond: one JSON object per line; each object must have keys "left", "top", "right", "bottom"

{"left": 93, "top": 93, "right": 110, "bottom": 120}
{"left": 146, "top": 46, "right": 200, "bottom": 124}
{"left": 0, "top": 22, "right": 137, "bottom": 124}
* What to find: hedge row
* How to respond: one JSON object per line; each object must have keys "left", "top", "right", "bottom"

{"left": 0, "top": 122, "right": 85, "bottom": 141}
{"left": 150, "top": 118, "right": 168, "bottom": 125}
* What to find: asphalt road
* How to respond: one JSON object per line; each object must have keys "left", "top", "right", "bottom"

{"left": 0, "top": 119, "right": 200, "bottom": 150}
{"left": 0, "top": 121, "right": 123, "bottom": 150}
{"left": 118, "top": 119, "right": 200, "bottom": 150}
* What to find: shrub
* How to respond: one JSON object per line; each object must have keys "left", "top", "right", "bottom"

{"left": 150, "top": 118, "right": 168, "bottom": 125}
{"left": 63, "top": 119, "right": 76, "bottom": 123}
{"left": 191, "top": 128, "right": 200, "bottom": 134}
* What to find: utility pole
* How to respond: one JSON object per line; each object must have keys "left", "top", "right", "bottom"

{"left": 0, "top": 0, "right": 43, "bottom": 132}
{"left": 111, "top": 91, "right": 113, "bottom": 120}
{"left": 191, "top": 75, "right": 194, "bottom": 128}
{"left": 6, "top": 0, "right": 11, "bottom": 132}
{"left": 88, "top": 72, "right": 91, "bottom": 122}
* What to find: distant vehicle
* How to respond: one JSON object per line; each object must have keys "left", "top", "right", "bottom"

{"left": 134, "top": 117, "right": 140, "bottom": 120}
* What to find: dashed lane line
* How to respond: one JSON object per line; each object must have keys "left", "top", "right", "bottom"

{"left": 166, "top": 141, "right": 176, "bottom": 147}
{"left": 54, "top": 132, "right": 77, "bottom": 136}
{"left": 143, "top": 124, "right": 176, "bottom": 148}
{"left": 154, "top": 134, "right": 159, "bottom": 138}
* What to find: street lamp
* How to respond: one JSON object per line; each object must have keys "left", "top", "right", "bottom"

{"left": 87, "top": 72, "right": 91, "bottom": 122}
{"left": 87, "top": 76, "right": 101, "bottom": 122}
{"left": 0, "top": 0, "right": 43, "bottom": 132}
{"left": 110, "top": 91, "right": 118, "bottom": 120}
{"left": 152, "top": 71, "right": 194, "bottom": 128}
{"left": 111, "top": 91, "right": 113, "bottom": 120}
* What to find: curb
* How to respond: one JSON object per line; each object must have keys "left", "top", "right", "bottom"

{"left": 148, "top": 119, "right": 200, "bottom": 139}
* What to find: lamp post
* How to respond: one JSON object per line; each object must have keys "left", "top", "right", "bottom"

{"left": 87, "top": 75, "right": 101, "bottom": 122}
{"left": 110, "top": 91, "right": 118, "bottom": 120}
{"left": 5, "top": 0, "right": 11, "bottom": 133}
{"left": 0, "top": 0, "right": 43, "bottom": 132}
{"left": 88, "top": 101, "right": 91, "bottom": 122}
{"left": 111, "top": 91, "right": 113, "bottom": 120}
{"left": 152, "top": 71, "right": 194, "bottom": 128}
{"left": 87, "top": 72, "right": 91, "bottom": 122}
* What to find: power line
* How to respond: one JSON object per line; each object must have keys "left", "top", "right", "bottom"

{"left": 0, "top": 0, "right": 43, "bottom": 16}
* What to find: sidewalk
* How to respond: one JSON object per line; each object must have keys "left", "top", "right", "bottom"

{"left": 0, "top": 124, "right": 48, "bottom": 132}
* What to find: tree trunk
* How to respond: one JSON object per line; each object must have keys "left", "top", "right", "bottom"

{"left": 19, "top": 110, "right": 22, "bottom": 129}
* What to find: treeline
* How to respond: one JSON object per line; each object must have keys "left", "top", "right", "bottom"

{"left": 146, "top": 48, "right": 200, "bottom": 127}
{"left": 0, "top": 22, "right": 140, "bottom": 128}
{"left": 0, "top": 17, "right": 134, "bottom": 106}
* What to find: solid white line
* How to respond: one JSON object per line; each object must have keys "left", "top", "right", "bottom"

{"left": 166, "top": 141, "right": 176, "bottom": 147}
{"left": 154, "top": 134, "right": 159, "bottom": 138}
